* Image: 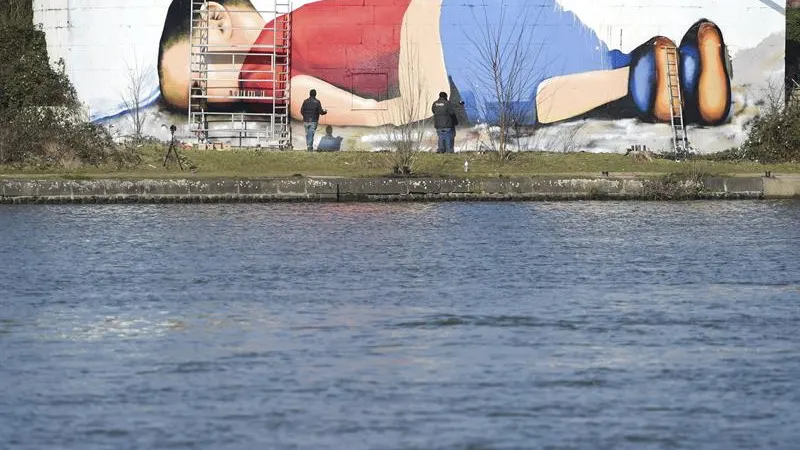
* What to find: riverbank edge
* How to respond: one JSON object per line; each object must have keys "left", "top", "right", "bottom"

{"left": 1, "top": 175, "right": 798, "bottom": 204}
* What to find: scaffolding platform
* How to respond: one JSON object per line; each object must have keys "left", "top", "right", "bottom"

{"left": 188, "top": 0, "right": 292, "bottom": 149}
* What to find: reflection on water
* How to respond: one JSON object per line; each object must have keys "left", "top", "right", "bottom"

{"left": 36, "top": 313, "right": 185, "bottom": 341}
{"left": 1, "top": 201, "right": 799, "bottom": 450}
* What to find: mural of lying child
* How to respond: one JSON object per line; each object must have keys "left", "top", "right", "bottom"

{"left": 157, "top": 0, "right": 733, "bottom": 128}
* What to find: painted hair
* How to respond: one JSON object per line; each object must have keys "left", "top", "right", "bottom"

{"left": 157, "top": 0, "right": 254, "bottom": 89}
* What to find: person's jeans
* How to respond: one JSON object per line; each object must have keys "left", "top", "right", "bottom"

{"left": 436, "top": 128, "right": 455, "bottom": 153}
{"left": 304, "top": 121, "right": 318, "bottom": 150}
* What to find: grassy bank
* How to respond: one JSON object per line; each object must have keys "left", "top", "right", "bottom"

{"left": 1, "top": 146, "right": 799, "bottom": 179}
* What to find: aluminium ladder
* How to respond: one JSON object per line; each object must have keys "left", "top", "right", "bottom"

{"left": 663, "top": 46, "right": 690, "bottom": 157}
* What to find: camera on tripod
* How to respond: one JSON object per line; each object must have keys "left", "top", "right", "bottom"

{"left": 163, "top": 124, "right": 183, "bottom": 171}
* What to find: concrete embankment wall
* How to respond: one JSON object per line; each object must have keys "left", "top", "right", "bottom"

{"left": 1, "top": 176, "right": 798, "bottom": 204}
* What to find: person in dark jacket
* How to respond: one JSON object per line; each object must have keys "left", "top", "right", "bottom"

{"left": 431, "top": 92, "right": 457, "bottom": 153}
{"left": 300, "top": 89, "right": 327, "bottom": 151}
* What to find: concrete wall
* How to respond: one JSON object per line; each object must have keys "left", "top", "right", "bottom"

{"left": 32, "top": 0, "right": 786, "bottom": 153}
{"left": 3, "top": 175, "right": 798, "bottom": 203}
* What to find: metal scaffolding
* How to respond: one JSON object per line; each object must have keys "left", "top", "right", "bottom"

{"left": 188, "top": 0, "right": 292, "bottom": 149}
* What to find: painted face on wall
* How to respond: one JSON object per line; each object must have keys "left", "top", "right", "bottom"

{"left": 159, "top": 1, "right": 266, "bottom": 110}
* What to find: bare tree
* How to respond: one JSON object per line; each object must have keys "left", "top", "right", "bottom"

{"left": 121, "top": 59, "right": 153, "bottom": 144}
{"left": 760, "top": 76, "right": 789, "bottom": 115}
{"left": 380, "top": 31, "right": 432, "bottom": 175}
{"left": 465, "top": 3, "right": 548, "bottom": 160}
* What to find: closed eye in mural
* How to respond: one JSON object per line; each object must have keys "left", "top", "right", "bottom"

{"left": 157, "top": 0, "right": 734, "bottom": 128}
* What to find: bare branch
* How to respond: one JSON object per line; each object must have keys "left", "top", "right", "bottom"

{"left": 121, "top": 57, "right": 153, "bottom": 144}
{"left": 464, "top": 3, "right": 552, "bottom": 158}
{"left": 379, "top": 27, "right": 432, "bottom": 174}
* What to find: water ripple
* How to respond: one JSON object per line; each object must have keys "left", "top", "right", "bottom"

{"left": 392, "top": 314, "right": 582, "bottom": 330}
{"left": 1, "top": 201, "right": 799, "bottom": 450}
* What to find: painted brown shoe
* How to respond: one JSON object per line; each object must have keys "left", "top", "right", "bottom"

{"left": 679, "top": 19, "right": 732, "bottom": 125}
{"left": 627, "top": 36, "right": 679, "bottom": 123}
{"left": 652, "top": 36, "right": 680, "bottom": 123}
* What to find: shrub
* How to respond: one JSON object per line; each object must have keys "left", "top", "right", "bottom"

{"left": 641, "top": 172, "right": 709, "bottom": 200}
{"left": 0, "top": 0, "right": 139, "bottom": 169}
{"left": 738, "top": 90, "right": 800, "bottom": 164}
{"left": 0, "top": 107, "right": 117, "bottom": 167}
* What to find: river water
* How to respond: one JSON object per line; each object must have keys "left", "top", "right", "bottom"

{"left": 1, "top": 201, "right": 799, "bottom": 449}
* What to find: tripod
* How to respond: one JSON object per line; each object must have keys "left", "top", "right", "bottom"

{"left": 163, "top": 125, "right": 184, "bottom": 171}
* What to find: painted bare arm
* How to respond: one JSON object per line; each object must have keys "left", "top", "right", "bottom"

{"left": 536, "top": 67, "right": 630, "bottom": 124}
